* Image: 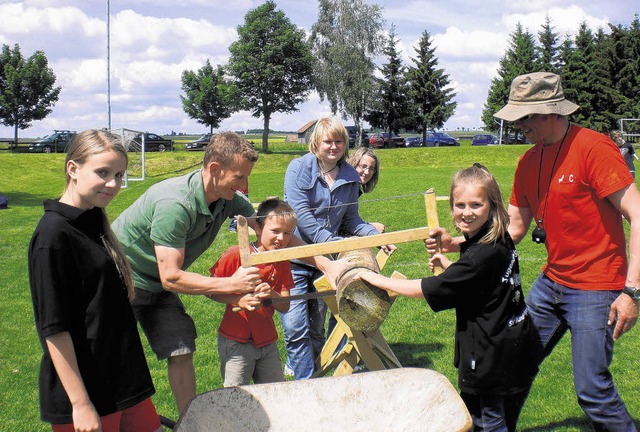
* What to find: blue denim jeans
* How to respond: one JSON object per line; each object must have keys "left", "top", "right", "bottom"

{"left": 279, "top": 263, "right": 326, "bottom": 379}
{"left": 525, "top": 274, "right": 636, "bottom": 432}
{"left": 461, "top": 390, "right": 529, "bottom": 432}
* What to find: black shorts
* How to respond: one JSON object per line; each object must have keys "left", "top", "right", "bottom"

{"left": 131, "top": 287, "right": 197, "bottom": 360}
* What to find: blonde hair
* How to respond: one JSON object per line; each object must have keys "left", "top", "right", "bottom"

{"left": 64, "top": 129, "right": 135, "bottom": 299}
{"left": 449, "top": 163, "right": 509, "bottom": 244}
{"left": 203, "top": 131, "right": 259, "bottom": 167}
{"left": 347, "top": 147, "right": 380, "bottom": 193}
{"left": 256, "top": 198, "right": 297, "bottom": 230}
{"left": 308, "top": 116, "right": 349, "bottom": 165}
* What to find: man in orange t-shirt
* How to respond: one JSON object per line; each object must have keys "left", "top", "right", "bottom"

{"left": 497, "top": 72, "right": 640, "bottom": 431}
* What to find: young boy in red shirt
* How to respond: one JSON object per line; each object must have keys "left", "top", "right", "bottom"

{"left": 209, "top": 198, "right": 296, "bottom": 386}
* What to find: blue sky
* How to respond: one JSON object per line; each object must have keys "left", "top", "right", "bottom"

{"left": 0, "top": 0, "right": 637, "bottom": 139}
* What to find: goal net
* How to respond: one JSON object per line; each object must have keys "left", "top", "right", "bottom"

{"left": 619, "top": 118, "right": 640, "bottom": 145}
{"left": 110, "top": 127, "right": 146, "bottom": 187}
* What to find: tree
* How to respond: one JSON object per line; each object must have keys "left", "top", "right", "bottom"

{"left": 481, "top": 23, "right": 537, "bottom": 138}
{"left": 484, "top": 16, "right": 640, "bottom": 136}
{"left": 180, "top": 60, "right": 238, "bottom": 134}
{"left": 562, "top": 21, "right": 597, "bottom": 128}
{"left": 366, "top": 26, "right": 413, "bottom": 146}
{"left": 310, "top": 0, "right": 385, "bottom": 145}
{"left": 589, "top": 28, "right": 621, "bottom": 132}
{"left": 0, "top": 44, "right": 60, "bottom": 148}
{"left": 227, "top": 1, "right": 314, "bottom": 151}
{"left": 405, "top": 30, "right": 456, "bottom": 144}
{"left": 536, "top": 15, "right": 562, "bottom": 73}
{"left": 617, "top": 15, "right": 640, "bottom": 121}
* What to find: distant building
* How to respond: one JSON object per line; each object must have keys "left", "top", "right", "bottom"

{"left": 297, "top": 120, "right": 317, "bottom": 145}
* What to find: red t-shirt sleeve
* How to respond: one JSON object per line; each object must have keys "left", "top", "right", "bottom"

{"left": 584, "top": 134, "right": 633, "bottom": 199}
{"left": 209, "top": 245, "right": 241, "bottom": 278}
{"left": 510, "top": 151, "right": 534, "bottom": 209}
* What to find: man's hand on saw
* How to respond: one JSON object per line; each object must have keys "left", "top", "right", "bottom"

{"left": 229, "top": 266, "right": 261, "bottom": 294}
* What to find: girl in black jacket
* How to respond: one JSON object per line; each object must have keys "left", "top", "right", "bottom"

{"left": 360, "top": 164, "right": 534, "bottom": 432}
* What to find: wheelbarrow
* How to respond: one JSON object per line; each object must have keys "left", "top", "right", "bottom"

{"left": 171, "top": 367, "right": 471, "bottom": 431}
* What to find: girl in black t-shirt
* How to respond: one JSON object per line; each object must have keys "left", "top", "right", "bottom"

{"left": 359, "top": 164, "right": 534, "bottom": 432}
{"left": 28, "top": 130, "right": 161, "bottom": 431}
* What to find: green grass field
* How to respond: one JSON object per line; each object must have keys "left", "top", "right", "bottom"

{"left": 1, "top": 141, "right": 638, "bottom": 431}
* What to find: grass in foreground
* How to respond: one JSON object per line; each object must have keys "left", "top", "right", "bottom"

{"left": 0, "top": 144, "right": 638, "bottom": 431}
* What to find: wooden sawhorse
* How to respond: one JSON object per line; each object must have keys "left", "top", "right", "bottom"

{"left": 312, "top": 249, "right": 405, "bottom": 377}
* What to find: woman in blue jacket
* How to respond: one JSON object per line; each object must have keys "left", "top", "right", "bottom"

{"left": 282, "top": 116, "right": 393, "bottom": 379}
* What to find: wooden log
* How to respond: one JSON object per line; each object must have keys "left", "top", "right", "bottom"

{"left": 334, "top": 248, "right": 391, "bottom": 332}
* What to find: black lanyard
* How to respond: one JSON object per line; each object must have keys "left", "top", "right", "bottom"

{"left": 535, "top": 124, "right": 571, "bottom": 228}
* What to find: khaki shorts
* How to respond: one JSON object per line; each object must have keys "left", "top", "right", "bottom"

{"left": 131, "top": 287, "right": 197, "bottom": 360}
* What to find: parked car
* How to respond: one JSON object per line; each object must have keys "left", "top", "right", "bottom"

{"left": 471, "top": 134, "right": 499, "bottom": 146}
{"left": 369, "top": 132, "right": 404, "bottom": 148}
{"left": 505, "top": 131, "right": 529, "bottom": 144}
{"left": 28, "top": 130, "right": 77, "bottom": 153}
{"left": 131, "top": 132, "right": 174, "bottom": 152}
{"left": 403, "top": 136, "right": 422, "bottom": 147}
{"left": 424, "top": 131, "right": 460, "bottom": 147}
{"left": 345, "top": 126, "right": 369, "bottom": 147}
{"left": 185, "top": 133, "right": 212, "bottom": 151}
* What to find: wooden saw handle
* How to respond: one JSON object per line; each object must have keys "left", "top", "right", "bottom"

{"left": 232, "top": 216, "right": 253, "bottom": 312}
{"left": 424, "top": 189, "right": 444, "bottom": 276}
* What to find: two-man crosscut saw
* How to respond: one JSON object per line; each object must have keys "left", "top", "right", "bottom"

{"left": 264, "top": 289, "right": 337, "bottom": 305}
{"left": 230, "top": 190, "right": 441, "bottom": 311}
{"left": 232, "top": 285, "right": 336, "bottom": 311}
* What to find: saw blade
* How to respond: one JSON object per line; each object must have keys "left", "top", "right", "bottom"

{"left": 266, "top": 289, "right": 337, "bottom": 304}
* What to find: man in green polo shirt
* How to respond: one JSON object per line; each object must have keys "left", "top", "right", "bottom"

{"left": 113, "top": 132, "right": 262, "bottom": 414}
{"left": 113, "top": 132, "right": 343, "bottom": 415}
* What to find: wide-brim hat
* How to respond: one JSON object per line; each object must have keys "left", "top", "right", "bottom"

{"left": 494, "top": 72, "right": 580, "bottom": 122}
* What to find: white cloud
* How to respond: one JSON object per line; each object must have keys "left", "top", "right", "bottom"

{"left": 504, "top": 5, "right": 611, "bottom": 36}
{"left": 0, "top": 1, "right": 638, "bottom": 138}
{"left": 110, "top": 10, "right": 236, "bottom": 60}
{"left": 63, "top": 58, "right": 106, "bottom": 91}
{"left": 433, "top": 27, "right": 509, "bottom": 60}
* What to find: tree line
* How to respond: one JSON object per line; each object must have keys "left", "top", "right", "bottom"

{"left": 183, "top": 4, "right": 640, "bottom": 150}
{"left": 1, "top": 3, "right": 638, "bottom": 149}
{"left": 182, "top": 0, "right": 457, "bottom": 151}
{"left": 483, "top": 14, "right": 640, "bottom": 139}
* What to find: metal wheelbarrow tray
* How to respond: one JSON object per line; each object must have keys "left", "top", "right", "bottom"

{"left": 174, "top": 367, "right": 471, "bottom": 431}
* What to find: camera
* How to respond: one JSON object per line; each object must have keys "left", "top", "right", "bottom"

{"left": 532, "top": 225, "right": 546, "bottom": 244}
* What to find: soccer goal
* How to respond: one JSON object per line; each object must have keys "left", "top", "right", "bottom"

{"left": 110, "top": 127, "right": 145, "bottom": 187}
{"left": 619, "top": 118, "right": 640, "bottom": 145}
